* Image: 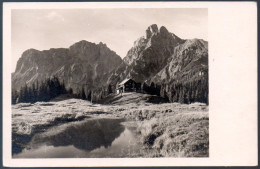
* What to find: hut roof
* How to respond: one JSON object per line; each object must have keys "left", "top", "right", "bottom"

{"left": 119, "top": 78, "right": 132, "bottom": 85}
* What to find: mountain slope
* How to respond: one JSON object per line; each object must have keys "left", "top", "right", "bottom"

{"left": 12, "top": 24, "right": 208, "bottom": 104}
{"left": 107, "top": 24, "right": 208, "bottom": 104}
{"left": 148, "top": 38, "right": 208, "bottom": 84}
{"left": 108, "top": 24, "right": 185, "bottom": 85}
{"left": 12, "top": 41, "right": 123, "bottom": 97}
{"left": 108, "top": 24, "right": 207, "bottom": 84}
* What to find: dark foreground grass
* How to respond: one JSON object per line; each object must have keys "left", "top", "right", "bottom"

{"left": 135, "top": 111, "right": 209, "bottom": 157}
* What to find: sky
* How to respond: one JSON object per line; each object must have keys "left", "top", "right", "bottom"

{"left": 12, "top": 8, "right": 207, "bottom": 72}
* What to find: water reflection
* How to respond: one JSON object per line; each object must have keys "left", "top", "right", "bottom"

{"left": 13, "top": 118, "right": 140, "bottom": 158}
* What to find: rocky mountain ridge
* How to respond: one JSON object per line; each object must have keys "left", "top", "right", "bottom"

{"left": 107, "top": 24, "right": 207, "bottom": 85}
{"left": 107, "top": 24, "right": 185, "bottom": 85}
{"left": 107, "top": 24, "right": 208, "bottom": 103}
{"left": 12, "top": 24, "right": 208, "bottom": 103}
{"left": 148, "top": 38, "right": 208, "bottom": 85}
{"left": 12, "top": 41, "right": 123, "bottom": 98}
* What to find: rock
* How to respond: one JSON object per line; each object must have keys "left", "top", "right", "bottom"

{"left": 146, "top": 24, "right": 159, "bottom": 39}
{"left": 149, "top": 38, "right": 208, "bottom": 84}
{"left": 107, "top": 24, "right": 208, "bottom": 103}
{"left": 108, "top": 24, "right": 186, "bottom": 84}
{"left": 12, "top": 40, "right": 123, "bottom": 97}
{"left": 12, "top": 24, "right": 208, "bottom": 103}
{"left": 159, "top": 26, "right": 169, "bottom": 37}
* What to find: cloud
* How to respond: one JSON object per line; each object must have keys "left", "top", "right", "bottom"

{"left": 46, "top": 11, "right": 65, "bottom": 22}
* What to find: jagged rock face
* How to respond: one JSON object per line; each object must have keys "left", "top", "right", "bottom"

{"left": 145, "top": 24, "right": 159, "bottom": 39}
{"left": 106, "top": 24, "right": 208, "bottom": 103}
{"left": 12, "top": 48, "right": 70, "bottom": 90}
{"left": 12, "top": 24, "right": 208, "bottom": 102}
{"left": 108, "top": 24, "right": 208, "bottom": 97}
{"left": 109, "top": 24, "right": 186, "bottom": 84}
{"left": 148, "top": 39, "right": 208, "bottom": 85}
{"left": 12, "top": 41, "right": 123, "bottom": 95}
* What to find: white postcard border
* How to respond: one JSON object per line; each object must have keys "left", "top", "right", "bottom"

{"left": 3, "top": 2, "right": 258, "bottom": 167}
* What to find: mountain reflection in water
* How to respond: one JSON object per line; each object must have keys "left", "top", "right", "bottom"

{"left": 13, "top": 118, "right": 140, "bottom": 158}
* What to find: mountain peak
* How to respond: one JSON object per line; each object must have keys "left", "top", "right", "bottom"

{"left": 146, "top": 24, "right": 159, "bottom": 39}
{"left": 98, "top": 42, "right": 107, "bottom": 48}
{"left": 22, "top": 48, "right": 39, "bottom": 54}
{"left": 159, "top": 26, "right": 169, "bottom": 35}
{"left": 21, "top": 48, "right": 40, "bottom": 58}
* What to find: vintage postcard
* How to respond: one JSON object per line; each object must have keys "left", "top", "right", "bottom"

{"left": 2, "top": 2, "right": 257, "bottom": 167}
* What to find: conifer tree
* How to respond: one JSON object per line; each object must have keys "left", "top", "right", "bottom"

{"left": 81, "top": 86, "right": 86, "bottom": 100}
{"left": 87, "top": 91, "right": 92, "bottom": 102}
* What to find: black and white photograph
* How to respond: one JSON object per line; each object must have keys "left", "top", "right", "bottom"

{"left": 11, "top": 7, "right": 209, "bottom": 158}
{"left": 2, "top": 2, "right": 257, "bottom": 167}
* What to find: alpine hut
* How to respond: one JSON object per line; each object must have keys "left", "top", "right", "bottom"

{"left": 117, "top": 78, "right": 141, "bottom": 94}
